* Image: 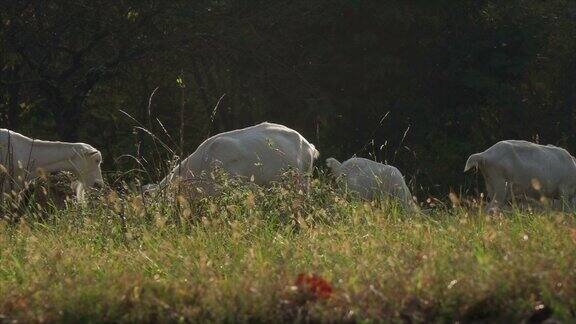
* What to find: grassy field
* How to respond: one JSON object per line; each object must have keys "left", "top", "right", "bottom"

{"left": 0, "top": 176, "right": 575, "bottom": 323}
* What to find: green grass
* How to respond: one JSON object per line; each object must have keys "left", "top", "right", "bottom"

{"left": 1, "top": 177, "right": 575, "bottom": 323}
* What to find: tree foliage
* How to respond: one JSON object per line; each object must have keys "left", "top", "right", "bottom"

{"left": 2, "top": 0, "right": 576, "bottom": 196}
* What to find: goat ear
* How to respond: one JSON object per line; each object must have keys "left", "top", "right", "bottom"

{"left": 85, "top": 151, "right": 99, "bottom": 158}
{"left": 83, "top": 151, "right": 100, "bottom": 162}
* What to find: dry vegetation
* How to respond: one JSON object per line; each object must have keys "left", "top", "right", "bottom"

{"left": 0, "top": 174, "right": 575, "bottom": 322}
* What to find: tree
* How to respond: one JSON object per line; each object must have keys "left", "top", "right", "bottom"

{"left": 1, "top": 1, "right": 170, "bottom": 140}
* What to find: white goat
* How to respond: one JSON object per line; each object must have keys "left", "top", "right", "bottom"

{"left": 326, "top": 157, "right": 418, "bottom": 211}
{"left": 145, "top": 122, "right": 319, "bottom": 194}
{"left": 464, "top": 140, "right": 576, "bottom": 211}
{"left": 0, "top": 129, "right": 104, "bottom": 201}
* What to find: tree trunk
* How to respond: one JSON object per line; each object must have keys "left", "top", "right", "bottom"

{"left": 6, "top": 84, "right": 20, "bottom": 130}
{"left": 52, "top": 104, "right": 81, "bottom": 141}
{"left": 42, "top": 85, "right": 82, "bottom": 141}
{"left": 190, "top": 56, "right": 223, "bottom": 136}
{"left": 3, "top": 68, "right": 22, "bottom": 130}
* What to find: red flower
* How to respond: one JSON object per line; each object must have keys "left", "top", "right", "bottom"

{"left": 295, "top": 273, "right": 333, "bottom": 299}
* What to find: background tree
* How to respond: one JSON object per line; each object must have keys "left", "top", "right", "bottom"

{"left": 2, "top": 0, "right": 576, "bottom": 197}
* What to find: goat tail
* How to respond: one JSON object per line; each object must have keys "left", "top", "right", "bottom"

{"left": 310, "top": 144, "right": 320, "bottom": 160}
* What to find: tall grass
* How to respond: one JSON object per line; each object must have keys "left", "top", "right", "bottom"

{"left": 0, "top": 175, "right": 575, "bottom": 323}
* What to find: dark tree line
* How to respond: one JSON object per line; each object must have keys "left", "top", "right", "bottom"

{"left": 2, "top": 0, "right": 576, "bottom": 197}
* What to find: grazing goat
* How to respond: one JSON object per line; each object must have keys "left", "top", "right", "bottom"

{"left": 326, "top": 157, "right": 418, "bottom": 211}
{"left": 0, "top": 129, "right": 104, "bottom": 201}
{"left": 465, "top": 140, "right": 576, "bottom": 212}
{"left": 145, "top": 122, "right": 319, "bottom": 195}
